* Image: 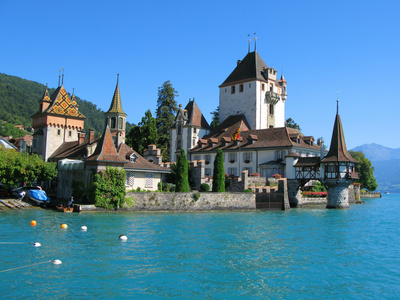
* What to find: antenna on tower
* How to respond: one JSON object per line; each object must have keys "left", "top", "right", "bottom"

{"left": 117, "top": 73, "right": 119, "bottom": 83}
{"left": 58, "top": 69, "right": 61, "bottom": 86}
{"left": 248, "top": 34, "right": 251, "bottom": 53}
{"left": 336, "top": 89, "right": 339, "bottom": 115}
{"left": 61, "top": 68, "right": 64, "bottom": 85}
{"left": 254, "top": 33, "right": 257, "bottom": 51}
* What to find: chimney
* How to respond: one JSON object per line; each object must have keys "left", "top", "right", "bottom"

{"left": 237, "top": 60, "right": 241, "bottom": 66}
{"left": 78, "top": 131, "right": 86, "bottom": 145}
{"left": 89, "top": 129, "right": 95, "bottom": 143}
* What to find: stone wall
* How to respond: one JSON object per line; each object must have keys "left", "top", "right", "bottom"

{"left": 125, "top": 192, "right": 256, "bottom": 211}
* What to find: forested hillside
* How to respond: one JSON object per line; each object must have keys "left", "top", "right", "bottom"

{"left": 0, "top": 73, "right": 133, "bottom": 135}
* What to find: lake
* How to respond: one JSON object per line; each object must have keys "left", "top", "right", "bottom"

{"left": 0, "top": 194, "right": 399, "bottom": 299}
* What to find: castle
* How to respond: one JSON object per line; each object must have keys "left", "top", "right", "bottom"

{"left": 170, "top": 49, "right": 358, "bottom": 208}
{"left": 31, "top": 76, "right": 169, "bottom": 199}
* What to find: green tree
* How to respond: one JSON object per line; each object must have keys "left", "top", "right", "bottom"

{"left": 126, "top": 110, "right": 157, "bottom": 155}
{"left": 156, "top": 80, "right": 178, "bottom": 161}
{"left": 175, "top": 149, "right": 189, "bottom": 192}
{"left": 0, "top": 147, "right": 57, "bottom": 188}
{"left": 285, "top": 118, "right": 301, "bottom": 130}
{"left": 210, "top": 106, "right": 220, "bottom": 130}
{"left": 93, "top": 167, "right": 126, "bottom": 209}
{"left": 212, "top": 148, "right": 225, "bottom": 192}
{"left": 349, "top": 151, "right": 378, "bottom": 191}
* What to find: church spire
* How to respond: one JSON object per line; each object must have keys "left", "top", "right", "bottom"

{"left": 106, "top": 74, "right": 126, "bottom": 116}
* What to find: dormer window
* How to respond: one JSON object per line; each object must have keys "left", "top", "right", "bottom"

{"left": 130, "top": 153, "right": 138, "bottom": 163}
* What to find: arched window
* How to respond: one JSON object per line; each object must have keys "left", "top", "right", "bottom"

{"left": 119, "top": 117, "right": 123, "bottom": 129}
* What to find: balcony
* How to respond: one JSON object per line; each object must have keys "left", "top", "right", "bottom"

{"left": 265, "top": 91, "right": 280, "bottom": 105}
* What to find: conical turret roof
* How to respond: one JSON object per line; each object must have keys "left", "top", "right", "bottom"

{"left": 106, "top": 75, "right": 126, "bottom": 116}
{"left": 321, "top": 111, "right": 358, "bottom": 163}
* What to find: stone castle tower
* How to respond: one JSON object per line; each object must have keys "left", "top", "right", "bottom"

{"left": 32, "top": 84, "right": 85, "bottom": 161}
{"left": 219, "top": 51, "right": 287, "bottom": 130}
{"left": 105, "top": 74, "right": 127, "bottom": 149}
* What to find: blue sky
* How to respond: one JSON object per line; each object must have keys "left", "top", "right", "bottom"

{"left": 1, "top": 0, "right": 399, "bottom": 149}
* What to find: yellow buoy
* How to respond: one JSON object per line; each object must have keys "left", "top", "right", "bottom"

{"left": 61, "top": 224, "right": 68, "bottom": 229}
{"left": 31, "top": 220, "right": 37, "bottom": 226}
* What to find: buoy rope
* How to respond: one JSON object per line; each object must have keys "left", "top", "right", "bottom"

{"left": 0, "top": 260, "right": 52, "bottom": 273}
{"left": 0, "top": 242, "right": 36, "bottom": 244}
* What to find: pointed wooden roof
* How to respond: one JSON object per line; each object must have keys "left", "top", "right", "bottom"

{"left": 321, "top": 113, "right": 358, "bottom": 163}
{"left": 85, "top": 125, "right": 126, "bottom": 164}
{"left": 106, "top": 75, "right": 126, "bottom": 116}
{"left": 220, "top": 51, "right": 269, "bottom": 87}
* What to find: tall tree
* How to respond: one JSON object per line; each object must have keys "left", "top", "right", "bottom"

{"left": 175, "top": 149, "right": 189, "bottom": 192}
{"left": 156, "top": 81, "right": 178, "bottom": 161}
{"left": 212, "top": 148, "right": 225, "bottom": 192}
{"left": 126, "top": 110, "right": 157, "bottom": 155}
{"left": 285, "top": 118, "right": 301, "bottom": 130}
{"left": 93, "top": 166, "right": 126, "bottom": 209}
{"left": 210, "top": 106, "right": 220, "bottom": 130}
{"left": 349, "top": 150, "right": 378, "bottom": 191}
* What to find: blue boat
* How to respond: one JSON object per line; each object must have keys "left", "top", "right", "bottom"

{"left": 27, "top": 189, "right": 50, "bottom": 205}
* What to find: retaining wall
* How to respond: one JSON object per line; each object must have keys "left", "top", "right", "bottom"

{"left": 125, "top": 192, "right": 256, "bottom": 211}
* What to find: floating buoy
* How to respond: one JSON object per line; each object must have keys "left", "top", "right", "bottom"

{"left": 32, "top": 242, "right": 41, "bottom": 247}
{"left": 52, "top": 259, "right": 62, "bottom": 265}
{"left": 61, "top": 224, "right": 68, "bottom": 229}
{"left": 81, "top": 226, "right": 87, "bottom": 231}
{"left": 31, "top": 220, "right": 37, "bottom": 226}
{"left": 119, "top": 235, "right": 128, "bottom": 241}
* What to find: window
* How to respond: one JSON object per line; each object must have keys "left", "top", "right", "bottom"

{"left": 57, "top": 129, "right": 61, "bottom": 135}
{"left": 119, "top": 117, "right": 123, "bottom": 129}
{"left": 239, "top": 84, "right": 243, "bottom": 92}
{"left": 228, "top": 153, "right": 237, "bottom": 163}
{"left": 204, "top": 154, "right": 211, "bottom": 164}
{"left": 270, "top": 84, "right": 273, "bottom": 91}
{"left": 243, "top": 152, "right": 252, "bottom": 163}
{"left": 193, "top": 139, "right": 196, "bottom": 146}
{"left": 177, "top": 139, "right": 181, "bottom": 149}
{"left": 145, "top": 173, "right": 154, "bottom": 188}
{"left": 177, "top": 125, "right": 182, "bottom": 135}
{"left": 225, "top": 88, "right": 227, "bottom": 93}
{"left": 228, "top": 167, "right": 237, "bottom": 177}
{"left": 111, "top": 117, "right": 116, "bottom": 128}
{"left": 231, "top": 86, "right": 235, "bottom": 94}
{"left": 269, "top": 125, "right": 274, "bottom": 128}
{"left": 269, "top": 104, "right": 274, "bottom": 115}
{"left": 205, "top": 168, "right": 211, "bottom": 176}
{"left": 262, "top": 84, "right": 265, "bottom": 91}
{"left": 126, "top": 172, "right": 135, "bottom": 186}
{"left": 193, "top": 128, "right": 197, "bottom": 133}
{"left": 130, "top": 153, "right": 137, "bottom": 163}
{"left": 68, "top": 131, "right": 72, "bottom": 137}
{"left": 249, "top": 83, "right": 251, "bottom": 88}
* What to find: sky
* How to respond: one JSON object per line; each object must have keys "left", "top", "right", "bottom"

{"left": 1, "top": 0, "right": 399, "bottom": 149}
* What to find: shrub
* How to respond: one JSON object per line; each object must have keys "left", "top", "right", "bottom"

{"left": 301, "top": 191, "right": 327, "bottom": 198}
{"left": 193, "top": 192, "right": 201, "bottom": 201}
{"left": 243, "top": 189, "right": 252, "bottom": 193}
{"left": 250, "top": 172, "right": 260, "bottom": 177}
{"left": 94, "top": 167, "right": 126, "bottom": 209}
{"left": 199, "top": 183, "right": 210, "bottom": 192}
{"left": 272, "top": 173, "right": 282, "bottom": 179}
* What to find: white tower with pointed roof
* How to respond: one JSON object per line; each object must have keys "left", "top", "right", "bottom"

{"left": 219, "top": 51, "right": 286, "bottom": 130}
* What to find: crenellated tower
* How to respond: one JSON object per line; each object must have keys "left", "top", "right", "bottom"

{"left": 32, "top": 83, "right": 85, "bottom": 161}
{"left": 105, "top": 74, "right": 127, "bottom": 149}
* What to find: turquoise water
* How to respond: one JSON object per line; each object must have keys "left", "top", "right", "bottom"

{"left": 0, "top": 195, "right": 399, "bottom": 299}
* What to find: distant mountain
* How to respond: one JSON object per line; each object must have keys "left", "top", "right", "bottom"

{"left": 0, "top": 73, "right": 134, "bottom": 136}
{"left": 351, "top": 143, "right": 400, "bottom": 193}
{"left": 351, "top": 143, "right": 400, "bottom": 162}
